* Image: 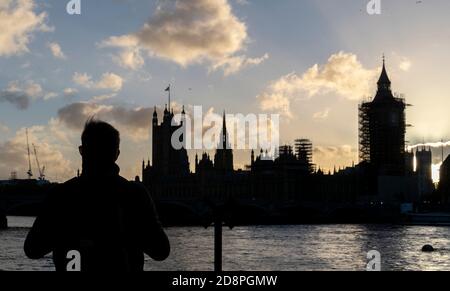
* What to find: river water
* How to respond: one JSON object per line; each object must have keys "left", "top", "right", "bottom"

{"left": 1, "top": 216, "right": 450, "bottom": 271}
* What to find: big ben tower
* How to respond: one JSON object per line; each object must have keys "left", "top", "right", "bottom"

{"left": 359, "top": 57, "right": 407, "bottom": 175}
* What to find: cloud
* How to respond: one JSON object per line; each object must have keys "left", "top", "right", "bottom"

{"left": 0, "top": 126, "right": 74, "bottom": 181}
{"left": 100, "top": 0, "right": 266, "bottom": 75}
{"left": 8, "top": 80, "right": 42, "bottom": 98}
{"left": 399, "top": 58, "right": 412, "bottom": 72}
{"left": 47, "top": 42, "right": 66, "bottom": 59}
{"left": 408, "top": 140, "right": 450, "bottom": 151}
{"left": 25, "top": 81, "right": 42, "bottom": 97}
{"left": 0, "top": 80, "right": 40, "bottom": 109}
{"left": 257, "top": 52, "right": 379, "bottom": 117}
{"left": 211, "top": 53, "right": 269, "bottom": 76}
{"left": 72, "top": 72, "right": 90, "bottom": 87}
{"left": 259, "top": 87, "right": 292, "bottom": 118}
{"left": 113, "top": 46, "right": 145, "bottom": 70}
{"left": 0, "top": 80, "right": 58, "bottom": 109}
{"left": 73, "top": 72, "right": 124, "bottom": 92}
{"left": 90, "top": 93, "right": 117, "bottom": 102}
{"left": 43, "top": 92, "right": 58, "bottom": 100}
{"left": 63, "top": 87, "right": 78, "bottom": 97}
{"left": 0, "top": 0, "right": 52, "bottom": 56}
{"left": 57, "top": 102, "right": 153, "bottom": 142}
{"left": 100, "top": 35, "right": 142, "bottom": 70}
{"left": 0, "top": 123, "right": 9, "bottom": 133}
{"left": 314, "top": 145, "right": 358, "bottom": 172}
{"left": 0, "top": 90, "right": 30, "bottom": 109}
{"left": 313, "top": 108, "right": 331, "bottom": 120}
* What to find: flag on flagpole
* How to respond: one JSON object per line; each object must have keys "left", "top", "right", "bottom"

{"left": 166, "top": 85, "right": 171, "bottom": 112}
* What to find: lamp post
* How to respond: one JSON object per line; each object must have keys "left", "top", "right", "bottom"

{"left": 214, "top": 215, "right": 223, "bottom": 272}
{"left": 203, "top": 200, "right": 235, "bottom": 272}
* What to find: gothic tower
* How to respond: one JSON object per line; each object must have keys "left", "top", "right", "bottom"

{"left": 150, "top": 105, "right": 190, "bottom": 177}
{"left": 214, "top": 112, "right": 234, "bottom": 173}
{"left": 359, "top": 58, "right": 407, "bottom": 175}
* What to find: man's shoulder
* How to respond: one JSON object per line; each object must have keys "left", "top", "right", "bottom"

{"left": 116, "top": 177, "right": 152, "bottom": 204}
{"left": 48, "top": 177, "right": 78, "bottom": 190}
{"left": 41, "top": 177, "right": 79, "bottom": 203}
{"left": 51, "top": 176, "right": 149, "bottom": 196}
{"left": 56, "top": 177, "right": 80, "bottom": 189}
{"left": 64, "top": 176, "right": 80, "bottom": 184}
{"left": 117, "top": 176, "right": 148, "bottom": 193}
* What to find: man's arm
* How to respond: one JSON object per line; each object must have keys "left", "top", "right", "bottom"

{"left": 136, "top": 184, "right": 170, "bottom": 261}
{"left": 24, "top": 193, "right": 56, "bottom": 259}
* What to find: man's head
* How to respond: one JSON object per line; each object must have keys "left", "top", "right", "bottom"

{"left": 79, "top": 119, "right": 120, "bottom": 167}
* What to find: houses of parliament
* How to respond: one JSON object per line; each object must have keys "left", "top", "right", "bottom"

{"left": 140, "top": 59, "right": 439, "bottom": 224}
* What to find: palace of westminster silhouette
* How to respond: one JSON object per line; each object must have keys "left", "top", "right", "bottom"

{"left": 2, "top": 58, "right": 449, "bottom": 224}
{"left": 138, "top": 58, "right": 445, "bottom": 224}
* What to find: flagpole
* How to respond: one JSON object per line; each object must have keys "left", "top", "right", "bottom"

{"left": 168, "top": 84, "right": 171, "bottom": 113}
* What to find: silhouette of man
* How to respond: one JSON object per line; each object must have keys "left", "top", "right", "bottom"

{"left": 24, "top": 119, "right": 170, "bottom": 271}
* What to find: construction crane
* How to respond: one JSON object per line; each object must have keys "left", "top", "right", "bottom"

{"left": 26, "top": 129, "right": 33, "bottom": 179}
{"left": 32, "top": 144, "right": 46, "bottom": 181}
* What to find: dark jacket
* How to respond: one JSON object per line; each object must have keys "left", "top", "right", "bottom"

{"left": 24, "top": 165, "right": 170, "bottom": 272}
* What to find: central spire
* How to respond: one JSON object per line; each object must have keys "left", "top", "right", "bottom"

{"left": 223, "top": 111, "right": 227, "bottom": 131}
{"left": 375, "top": 55, "right": 394, "bottom": 101}
{"left": 220, "top": 111, "right": 230, "bottom": 150}
{"left": 222, "top": 111, "right": 227, "bottom": 149}
{"left": 378, "top": 55, "right": 391, "bottom": 87}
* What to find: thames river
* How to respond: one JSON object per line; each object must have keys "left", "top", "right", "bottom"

{"left": 1, "top": 216, "right": 450, "bottom": 271}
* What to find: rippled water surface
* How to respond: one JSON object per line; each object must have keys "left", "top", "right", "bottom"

{"left": 2, "top": 217, "right": 450, "bottom": 271}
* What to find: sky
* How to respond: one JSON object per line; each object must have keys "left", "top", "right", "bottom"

{"left": 1, "top": 0, "right": 450, "bottom": 182}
